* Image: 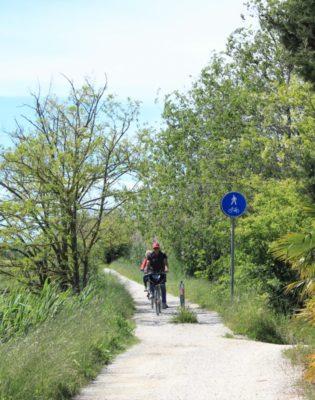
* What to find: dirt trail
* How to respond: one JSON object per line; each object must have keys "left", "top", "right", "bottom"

{"left": 75, "top": 269, "right": 304, "bottom": 400}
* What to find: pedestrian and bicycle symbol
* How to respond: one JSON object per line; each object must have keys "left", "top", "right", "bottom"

{"left": 221, "top": 192, "right": 247, "bottom": 218}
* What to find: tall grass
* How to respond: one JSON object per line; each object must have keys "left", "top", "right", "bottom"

{"left": 0, "top": 273, "right": 136, "bottom": 400}
{"left": 0, "top": 281, "right": 73, "bottom": 342}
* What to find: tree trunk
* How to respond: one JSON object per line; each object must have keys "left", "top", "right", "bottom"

{"left": 82, "top": 254, "right": 89, "bottom": 289}
{"left": 70, "top": 207, "right": 80, "bottom": 293}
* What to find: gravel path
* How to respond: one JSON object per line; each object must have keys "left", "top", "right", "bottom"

{"left": 75, "top": 269, "right": 304, "bottom": 400}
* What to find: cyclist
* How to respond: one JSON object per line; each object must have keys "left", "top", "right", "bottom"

{"left": 145, "top": 241, "right": 169, "bottom": 309}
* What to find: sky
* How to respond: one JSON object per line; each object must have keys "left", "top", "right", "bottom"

{"left": 0, "top": 0, "right": 253, "bottom": 146}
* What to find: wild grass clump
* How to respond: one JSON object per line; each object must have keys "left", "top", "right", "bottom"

{"left": 172, "top": 307, "right": 198, "bottom": 324}
{"left": 0, "top": 273, "right": 135, "bottom": 400}
{"left": 0, "top": 281, "right": 73, "bottom": 342}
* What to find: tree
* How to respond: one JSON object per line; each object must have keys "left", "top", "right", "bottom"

{"left": 262, "top": 0, "right": 315, "bottom": 85}
{"left": 0, "top": 78, "right": 139, "bottom": 291}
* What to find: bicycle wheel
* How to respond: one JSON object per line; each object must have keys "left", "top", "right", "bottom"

{"left": 155, "top": 285, "right": 161, "bottom": 316}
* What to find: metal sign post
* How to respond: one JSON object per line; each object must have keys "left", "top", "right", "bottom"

{"left": 230, "top": 217, "right": 235, "bottom": 299}
{"left": 221, "top": 192, "right": 247, "bottom": 301}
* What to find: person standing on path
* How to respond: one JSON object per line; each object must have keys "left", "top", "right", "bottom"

{"left": 145, "top": 241, "right": 169, "bottom": 308}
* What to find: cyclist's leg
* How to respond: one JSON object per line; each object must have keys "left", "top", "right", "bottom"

{"left": 155, "top": 285, "right": 161, "bottom": 315}
{"left": 161, "top": 283, "right": 168, "bottom": 308}
{"left": 143, "top": 274, "right": 150, "bottom": 291}
{"left": 149, "top": 280, "right": 154, "bottom": 304}
{"left": 150, "top": 281, "right": 154, "bottom": 296}
{"left": 143, "top": 274, "right": 147, "bottom": 290}
{"left": 151, "top": 289, "right": 154, "bottom": 308}
{"left": 146, "top": 275, "right": 151, "bottom": 291}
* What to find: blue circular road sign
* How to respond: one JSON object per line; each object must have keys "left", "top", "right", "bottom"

{"left": 221, "top": 192, "right": 247, "bottom": 217}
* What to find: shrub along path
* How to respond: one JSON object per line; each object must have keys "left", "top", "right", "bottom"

{"left": 74, "top": 269, "right": 303, "bottom": 400}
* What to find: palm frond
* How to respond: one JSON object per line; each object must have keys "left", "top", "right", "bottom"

{"left": 303, "top": 204, "right": 315, "bottom": 219}
{"left": 271, "top": 230, "right": 315, "bottom": 272}
{"left": 271, "top": 205, "right": 315, "bottom": 299}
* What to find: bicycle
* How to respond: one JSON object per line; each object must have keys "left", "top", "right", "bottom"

{"left": 148, "top": 272, "right": 166, "bottom": 316}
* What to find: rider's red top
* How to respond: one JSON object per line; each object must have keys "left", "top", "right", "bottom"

{"left": 140, "top": 258, "right": 149, "bottom": 271}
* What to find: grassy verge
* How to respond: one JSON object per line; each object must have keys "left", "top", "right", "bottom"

{"left": 0, "top": 272, "right": 136, "bottom": 400}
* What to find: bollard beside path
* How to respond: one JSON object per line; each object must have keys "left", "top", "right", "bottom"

{"left": 179, "top": 281, "right": 185, "bottom": 307}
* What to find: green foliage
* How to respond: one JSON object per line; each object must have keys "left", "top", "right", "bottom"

{"left": 234, "top": 178, "right": 310, "bottom": 312}
{"left": 128, "top": 231, "right": 148, "bottom": 267}
{"left": 263, "top": 0, "right": 315, "bottom": 85}
{"left": 271, "top": 205, "right": 315, "bottom": 298}
{"left": 0, "top": 273, "right": 135, "bottom": 400}
{"left": 0, "top": 281, "right": 72, "bottom": 342}
{"left": 94, "top": 210, "right": 132, "bottom": 264}
{"left": 271, "top": 203, "right": 315, "bottom": 385}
